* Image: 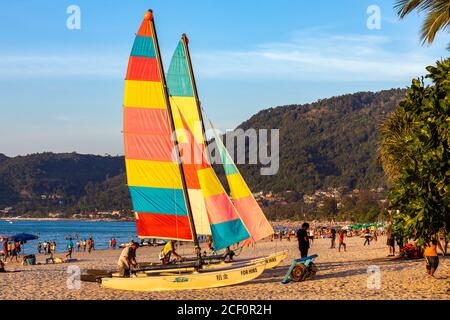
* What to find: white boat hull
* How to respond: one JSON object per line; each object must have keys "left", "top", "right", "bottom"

{"left": 102, "top": 261, "right": 266, "bottom": 292}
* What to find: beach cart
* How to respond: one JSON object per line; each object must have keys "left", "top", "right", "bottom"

{"left": 282, "top": 254, "right": 318, "bottom": 284}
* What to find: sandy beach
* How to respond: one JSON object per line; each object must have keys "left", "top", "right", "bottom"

{"left": 0, "top": 236, "right": 448, "bottom": 300}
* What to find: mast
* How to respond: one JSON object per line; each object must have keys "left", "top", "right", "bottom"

{"left": 148, "top": 11, "right": 202, "bottom": 260}
{"left": 181, "top": 34, "right": 210, "bottom": 149}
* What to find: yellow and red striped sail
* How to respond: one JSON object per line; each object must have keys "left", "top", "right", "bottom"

{"left": 211, "top": 125, "right": 274, "bottom": 243}
{"left": 123, "top": 12, "right": 193, "bottom": 241}
{"left": 166, "top": 38, "right": 211, "bottom": 236}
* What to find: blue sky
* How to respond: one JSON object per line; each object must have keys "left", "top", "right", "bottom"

{"left": 0, "top": 0, "right": 448, "bottom": 156}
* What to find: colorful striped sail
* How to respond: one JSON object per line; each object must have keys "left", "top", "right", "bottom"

{"left": 175, "top": 106, "right": 251, "bottom": 251}
{"left": 123, "top": 11, "right": 193, "bottom": 241}
{"left": 167, "top": 38, "right": 211, "bottom": 236}
{"left": 211, "top": 124, "right": 274, "bottom": 243}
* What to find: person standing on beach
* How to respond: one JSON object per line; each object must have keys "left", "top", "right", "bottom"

{"left": 9, "top": 242, "right": 18, "bottom": 262}
{"left": 330, "top": 228, "right": 336, "bottom": 249}
{"left": 297, "top": 222, "right": 311, "bottom": 258}
{"left": 423, "top": 238, "right": 445, "bottom": 278}
{"left": 2, "top": 239, "right": 9, "bottom": 261}
{"left": 117, "top": 242, "right": 139, "bottom": 277}
{"left": 363, "top": 228, "right": 371, "bottom": 246}
{"left": 338, "top": 230, "right": 347, "bottom": 252}
{"left": 111, "top": 238, "right": 117, "bottom": 250}
{"left": 37, "top": 242, "right": 42, "bottom": 255}
{"left": 87, "top": 238, "right": 94, "bottom": 254}
{"left": 386, "top": 224, "right": 396, "bottom": 256}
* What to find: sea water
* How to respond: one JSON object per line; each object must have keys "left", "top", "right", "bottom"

{"left": 0, "top": 220, "right": 137, "bottom": 254}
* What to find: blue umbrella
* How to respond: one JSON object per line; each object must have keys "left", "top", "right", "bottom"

{"left": 10, "top": 233, "right": 38, "bottom": 242}
{"left": 10, "top": 233, "right": 38, "bottom": 255}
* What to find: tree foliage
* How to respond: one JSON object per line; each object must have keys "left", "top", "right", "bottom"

{"left": 380, "top": 59, "right": 450, "bottom": 243}
{"left": 395, "top": 0, "right": 450, "bottom": 48}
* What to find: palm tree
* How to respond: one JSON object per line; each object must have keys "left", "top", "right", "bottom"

{"left": 378, "top": 107, "right": 417, "bottom": 183}
{"left": 395, "top": 0, "right": 450, "bottom": 47}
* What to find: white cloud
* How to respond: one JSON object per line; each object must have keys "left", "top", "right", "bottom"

{"left": 192, "top": 32, "right": 446, "bottom": 82}
{"left": 0, "top": 53, "right": 126, "bottom": 78}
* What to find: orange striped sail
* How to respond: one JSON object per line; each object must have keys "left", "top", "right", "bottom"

{"left": 211, "top": 124, "right": 274, "bottom": 243}
{"left": 175, "top": 106, "right": 251, "bottom": 251}
{"left": 123, "top": 11, "right": 193, "bottom": 241}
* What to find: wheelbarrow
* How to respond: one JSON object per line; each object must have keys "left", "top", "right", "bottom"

{"left": 282, "top": 254, "right": 318, "bottom": 284}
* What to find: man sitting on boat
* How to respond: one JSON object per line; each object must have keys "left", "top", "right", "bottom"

{"left": 117, "top": 241, "right": 139, "bottom": 277}
{"left": 159, "top": 240, "right": 182, "bottom": 265}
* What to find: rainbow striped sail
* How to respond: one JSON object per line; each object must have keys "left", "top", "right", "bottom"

{"left": 123, "top": 11, "right": 193, "bottom": 241}
{"left": 174, "top": 106, "right": 251, "bottom": 251}
{"left": 211, "top": 125, "right": 274, "bottom": 243}
{"left": 166, "top": 38, "right": 211, "bottom": 236}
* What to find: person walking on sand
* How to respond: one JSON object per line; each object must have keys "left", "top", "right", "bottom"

{"left": 117, "top": 242, "right": 139, "bottom": 278}
{"left": 363, "top": 228, "right": 371, "bottom": 246}
{"left": 66, "top": 238, "right": 74, "bottom": 259}
{"left": 338, "top": 230, "right": 347, "bottom": 252}
{"left": 330, "top": 228, "right": 336, "bottom": 249}
{"left": 297, "top": 222, "right": 311, "bottom": 258}
{"left": 423, "top": 238, "right": 445, "bottom": 278}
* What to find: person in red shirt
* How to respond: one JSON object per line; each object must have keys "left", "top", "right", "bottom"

{"left": 2, "top": 239, "right": 9, "bottom": 261}
{"left": 338, "top": 230, "right": 347, "bottom": 252}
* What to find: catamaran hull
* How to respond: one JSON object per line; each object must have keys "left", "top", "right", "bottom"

{"left": 108, "top": 250, "right": 288, "bottom": 277}
{"left": 101, "top": 262, "right": 266, "bottom": 292}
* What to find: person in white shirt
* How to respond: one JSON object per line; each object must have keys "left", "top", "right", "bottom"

{"left": 117, "top": 242, "right": 139, "bottom": 277}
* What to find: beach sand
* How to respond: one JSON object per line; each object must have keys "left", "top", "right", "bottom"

{"left": 0, "top": 236, "right": 448, "bottom": 300}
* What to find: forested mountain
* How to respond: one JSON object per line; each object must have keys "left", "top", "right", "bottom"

{"left": 0, "top": 89, "right": 406, "bottom": 217}
{"left": 234, "top": 88, "right": 406, "bottom": 193}
{"left": 0, "top": 153, "right": 125, "bottom": 215}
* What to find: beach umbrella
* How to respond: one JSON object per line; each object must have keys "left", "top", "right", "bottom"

{"left": 10, "top": 233, "right": 38, "bottom": 255}
{"left": 10, "top": 233, "right": 38, "bottom": 242}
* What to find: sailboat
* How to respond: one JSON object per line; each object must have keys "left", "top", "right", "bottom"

{"left": 101, "top": 10, "right": 286, "bottom": 291}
